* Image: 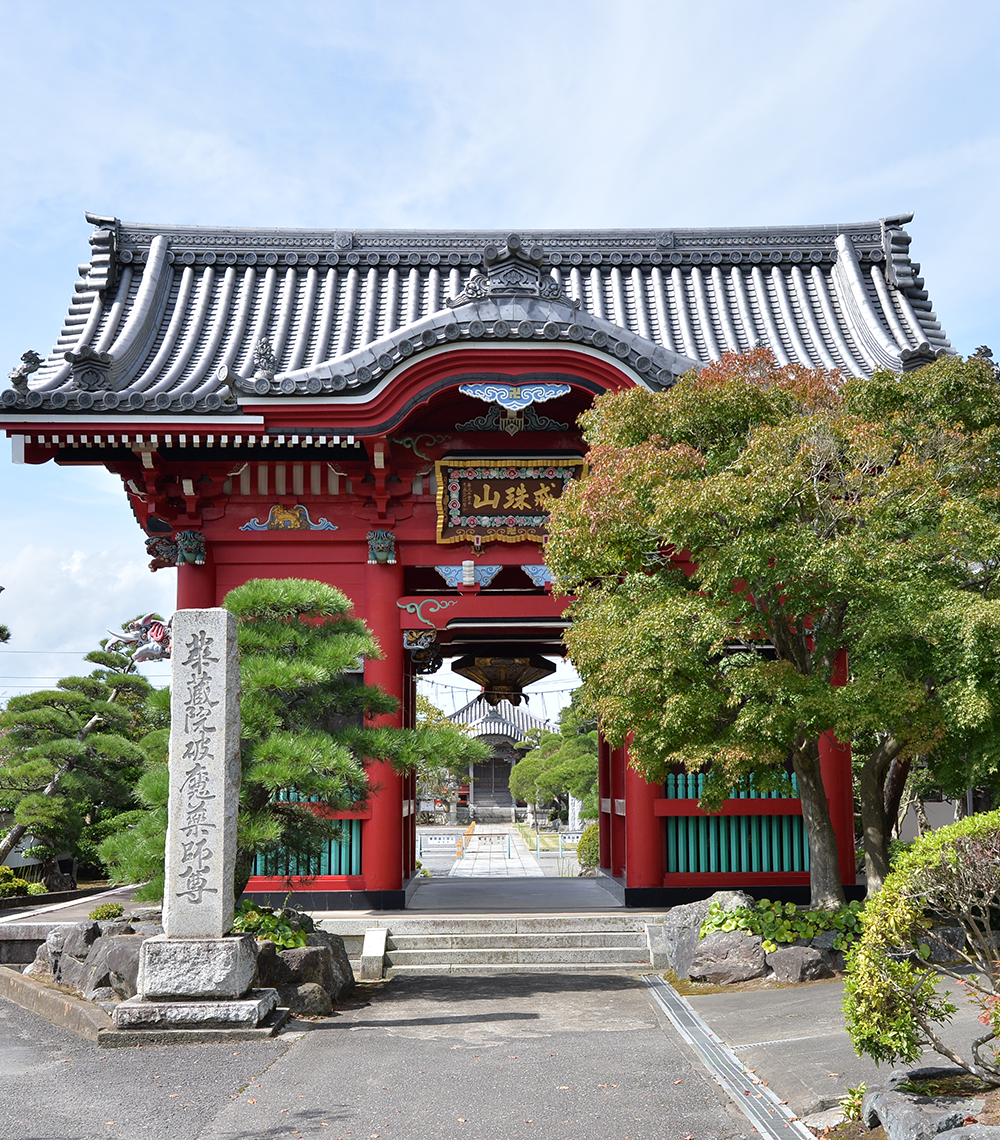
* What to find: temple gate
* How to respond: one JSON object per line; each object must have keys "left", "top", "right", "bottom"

{"left": 3, "top": 216, "right": 952, "bottom": 906}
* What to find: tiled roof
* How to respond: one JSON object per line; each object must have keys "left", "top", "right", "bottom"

{"left": 2, "top": 212, "right": 951, "bottom": 417}
{"left": 449, "top": 695, "right": 550, "bottom": 743}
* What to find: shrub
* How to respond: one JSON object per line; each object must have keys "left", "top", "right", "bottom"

{"left": 88, "top": 901, "right": 125, "bottom": 920}
{"left": 26, "top": 882, "right": 47, "bottom": 895}
{"left": 700, "top": 897, "right": 864, "bottom": 953}
{"left": 577, "top": 823, "right": 600, "bottom": 871}
{"left": 231, "top": 900, "right": 314, "bottom": 949}
{"left": 843, "top": 809, "right": 1000, "bottom": 1084}
{"left": 0, "top": 866, "right": 32, "bottom": 898}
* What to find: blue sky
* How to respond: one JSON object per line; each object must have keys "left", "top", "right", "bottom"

{"left": 1, "top": 0, "right": 998, "bottom": 706}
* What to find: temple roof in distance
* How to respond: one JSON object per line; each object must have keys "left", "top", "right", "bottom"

{"left": 450, "top": 695, "right": 550, "bottom": 744}
{"left": 2, "top": 212, "right": 952, "bottom": 418}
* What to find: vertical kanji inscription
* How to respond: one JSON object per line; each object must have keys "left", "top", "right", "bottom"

{"left": 163, "top": 610, "right": 240, "bottom": 938}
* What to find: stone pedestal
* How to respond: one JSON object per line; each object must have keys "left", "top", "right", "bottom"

{"left": 138, "top": 934, "right": 257, "bottom": 1001}
{"left": 114, "top": 989, "right": 278, "bottom": 1029}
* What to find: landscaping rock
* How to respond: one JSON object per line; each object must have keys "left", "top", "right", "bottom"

{"left": 765, "top": 943, "right": 833, "bottom": 983}
{"left": 862, "top": 1087, "right": 982, "bottom": 1140}
{"left": 688, "top": 929, "right": 766, "bottom": 984}
{"left": 305, "top": 931, "right": 354, "bottom": 997}
{"left": 276, "top": 981, "right": 332, "bottom": 1016}
{"left": 662, "top": 890, "right": 753, "bottom": 979}
{"left": 22, "top": 940, "right": 55, "bottom": 982}
{"left": 105, "top": 935, "right": 146, "bottom": 1000}
{"left": 254, "top": 940, "right": 294, "bottom": 988}
{"left": 936, "top": 1127, "right": 1000, "bottom": 1140}
{"left": 60, "top": 921, "right": 101, "bottom": 962}
{"left": 927, "top": 926, "right": 966, "bottom": 965}
{"left": 277, "top": 946, "right": 335, "bottom": 994}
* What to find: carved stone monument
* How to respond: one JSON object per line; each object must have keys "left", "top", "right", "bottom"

{"left": 112, "top": 609, "right": 280, "bottom": 1034}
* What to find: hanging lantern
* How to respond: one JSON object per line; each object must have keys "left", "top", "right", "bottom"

{"left": 451, "top": 654, "right": 555, "bottom": 706}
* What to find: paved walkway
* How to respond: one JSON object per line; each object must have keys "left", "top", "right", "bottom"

{"left": 406, "top": 876, "right": 624, "bottom": 912}
{"left": 449, "top": 824, "right": 544, "bottom": 878}
{"left": 0, "top": 972, "right": 751, "bottom": 1140}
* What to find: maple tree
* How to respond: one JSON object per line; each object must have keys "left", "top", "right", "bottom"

{"left": 546, "top": 348, "right": 1000, "bottom": 906}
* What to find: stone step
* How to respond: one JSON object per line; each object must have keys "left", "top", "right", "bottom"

{"left": 387, "top": 963, "right": 649, "bottom": 975}
{"left": 318, "top": 914, "right": 665, "bottom": 938}
{"left": 385, "top": 946, "right": 652, "bottom": 967}
{"left": 387, "top": 931, "right": 647, "bottom": 951}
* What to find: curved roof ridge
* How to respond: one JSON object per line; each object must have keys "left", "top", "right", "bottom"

{"left": 2, "top": 213, "right": 953, "bottom": 418}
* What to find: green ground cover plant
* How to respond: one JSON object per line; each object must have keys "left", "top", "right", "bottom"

{"left": 700, "top": 897, "right": 864, "bottom": 953}
{"left": 231, "top": 900, "right": 313, "bottom": 948}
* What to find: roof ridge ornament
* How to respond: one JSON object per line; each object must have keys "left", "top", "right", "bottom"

{"left": 447, "top": 233, "right": 580, "bottom": 309}
{"left": 7, "top": 350, "right": 42, "bottom": 393}
{"left": 65, "top": 344, "right": 113, "bottom": 390}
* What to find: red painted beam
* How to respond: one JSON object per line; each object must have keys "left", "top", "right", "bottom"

{"left": 396, "top": 593, "right": 569, "bottom": 629}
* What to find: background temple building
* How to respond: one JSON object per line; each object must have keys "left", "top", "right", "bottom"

{"left": 2, "top": 214, "right": 951, "bottom": 907}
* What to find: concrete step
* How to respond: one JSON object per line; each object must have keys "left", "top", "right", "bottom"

{"left": 387, "top": 931, "right": 646, "bottom": 951}
{"left": 385, "top": 946, "right": 652, "bottom": 967}
{"left": 319, "top": 914, "right": 665, "bottom": 938}
{"left": 387, "top": 962, "right": 651, "bottom": 975}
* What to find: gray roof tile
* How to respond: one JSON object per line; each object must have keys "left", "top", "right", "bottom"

{"left": 2, "top": 215, "right": 952, "bottom": 417}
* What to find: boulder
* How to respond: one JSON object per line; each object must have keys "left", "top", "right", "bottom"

{"left": 662, "top": 891, "right": 754, "bottom": 979}
{"left": 765, "top": 944, "right": 833, "bottom": 983}
{"left": 688, "top": 930, "right": 766, "bottom": 984}
{"left": 862, "top": 1088, "right": 976, "bottom": 1140}
{"left": 305, "top": 932, "right": 354, "bottom": 998}
{"left": 276, "top": 982, "right": 332, "bottom": 1016}
{"left": 936, "top": 1128, "right": 1000, "bottom": 1140}
{"left": 927, "top": 926, "right": 966, "bottom": 965}
{"left": 254, "top": 940, "right": 294, "bottom": 988}
{"left": 105, "top": 935, "right": 146, "bottom": 1000}
{"left": 22, "top": 941, "right": 55, "bottom": 982}
{"left": 277, "top": 946, "right": 335, "bottom": 994}
{"left": 60, "top": 921, "right": 101, "bottom": 962}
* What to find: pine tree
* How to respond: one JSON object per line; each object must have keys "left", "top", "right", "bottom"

{"left": 102, "top": 578, "right": 489, "bottom": 898}
{"left": 0, "top": 643, "right": 152, "bottom": 885}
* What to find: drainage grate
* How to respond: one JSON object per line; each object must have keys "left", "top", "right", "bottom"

{"left": 642, "top": 974, "right": 812, "bottom": 1140}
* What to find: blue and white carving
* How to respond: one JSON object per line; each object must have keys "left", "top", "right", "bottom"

{"left": 521, "top": 564, "right": 554, "bottom": 587}
{"left": 435, "top": 565, "right": 503, "bottom": 588}
{"left": 458, "top": 382, "right": 571, "bottom": 411}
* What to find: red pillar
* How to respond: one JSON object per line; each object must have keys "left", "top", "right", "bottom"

{"left": 176, "top": 544, "right": 217, "bottom": 609}
{"left": 624, "top": 752, "right": 664, "bottom": 889}
{"left": 598, "top": 732, "right": 612, "bottom": 872}
{"left": 820, "top": 649, "right": 856, "bottom": 886}
{"left": 360, "top": 559, "right": 405, "bottom": 893}
{"left": 610, "top": 745, "right": 627, "bottom": 878}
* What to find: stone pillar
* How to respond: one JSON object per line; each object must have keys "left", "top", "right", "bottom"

{"left": 162, "top": 609, "right": 241, "bottom": 937}
{"left": 361, "top": 560, "right": 405, "bottom": 895}
{"left": 112, "top": 609, "right": 280, "bottom": 1036}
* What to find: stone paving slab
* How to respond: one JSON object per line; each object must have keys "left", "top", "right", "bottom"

{"left": 688, "top": 975, "right": 989, "bottom": 1118}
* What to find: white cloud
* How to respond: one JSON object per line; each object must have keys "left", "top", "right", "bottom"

{"left": 0, "top": 543, "right": 175, "bottom": 702}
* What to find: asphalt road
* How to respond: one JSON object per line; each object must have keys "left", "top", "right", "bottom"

{"left": 0, "top": 973, "right": 748, "bottom": 1140}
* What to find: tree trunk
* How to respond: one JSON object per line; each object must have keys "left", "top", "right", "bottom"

{"left": 791, "top": 738, "right": 846, "bottom": 910}
{"left": 860, "top": 743, "right": 897, "bottom": 898}
{"left": 883, "top": 755, "right": 912, "bottom": 838}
